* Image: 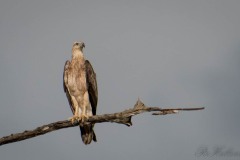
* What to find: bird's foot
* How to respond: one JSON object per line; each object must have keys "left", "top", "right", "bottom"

{"left": 68, "top": 115, "right": 81, "bottom": 124}
{"left": 80, "top": 114, "right": 89, "bottom": 123}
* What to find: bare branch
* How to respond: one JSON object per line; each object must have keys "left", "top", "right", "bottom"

{"left": 0, "top": 99, "right": 204, "bottom": 146}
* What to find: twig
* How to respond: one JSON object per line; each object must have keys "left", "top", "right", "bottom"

{"left": 0, "top": 99, "right": 204, "bottom": 146}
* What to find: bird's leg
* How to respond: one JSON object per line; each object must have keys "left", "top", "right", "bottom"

{"left": 80, "top": 106, "right": 88, "bottom": 123}
{"left": 68, "top": 97, "right": 81, "bottom": 124}
{"left": 80, "top": 93, "right": 90, "bottom": 123}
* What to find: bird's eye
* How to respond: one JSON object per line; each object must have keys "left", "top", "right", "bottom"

{"left": 75, "top": 43, "right": 79, "bottom": 45}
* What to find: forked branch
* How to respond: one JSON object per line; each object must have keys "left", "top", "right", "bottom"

{"left": 0, "top": 99, "right": 204, "bottom": 146}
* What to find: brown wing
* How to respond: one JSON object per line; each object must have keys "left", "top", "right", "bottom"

{"left": 85, "top": 60, "right": 98, "bottom": 115}
{"left": 63, "top": 60, "right": 75, "bottom": 114}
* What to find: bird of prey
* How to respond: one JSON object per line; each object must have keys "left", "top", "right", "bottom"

{"left": 63, "top": 42, "right": 98, "bottom": 144}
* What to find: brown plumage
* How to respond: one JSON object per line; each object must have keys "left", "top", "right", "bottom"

{"left": 63, "top": 42, "right": 98, "bottom": 144}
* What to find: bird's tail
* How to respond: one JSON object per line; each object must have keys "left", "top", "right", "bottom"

{"left": 79, "top": 124, "right": 97, "bottom": 145}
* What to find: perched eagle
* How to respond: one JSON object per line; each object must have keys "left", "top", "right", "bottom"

{"left": 63, "top": 42, "right": 98, "bottom": 144}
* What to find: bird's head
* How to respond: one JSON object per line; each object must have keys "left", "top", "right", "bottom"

{"left": 72, "top": 42, "right": 85, "bottom": 52}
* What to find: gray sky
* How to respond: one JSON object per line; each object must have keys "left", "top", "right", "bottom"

{"left": 1, "top": 1, "right": 240, "bottom": 160}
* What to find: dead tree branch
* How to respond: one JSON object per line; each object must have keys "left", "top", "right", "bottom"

{"left": 0, "top": 99, "right": 204, "bottom": 146}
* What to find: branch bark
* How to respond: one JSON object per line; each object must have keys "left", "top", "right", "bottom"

{"left": 0, "top": 99, "right": 204, "bottom": 146}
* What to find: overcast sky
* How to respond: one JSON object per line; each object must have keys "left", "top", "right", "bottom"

{"left": 1, "top": 1, "right": 240, "bottom": 160}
